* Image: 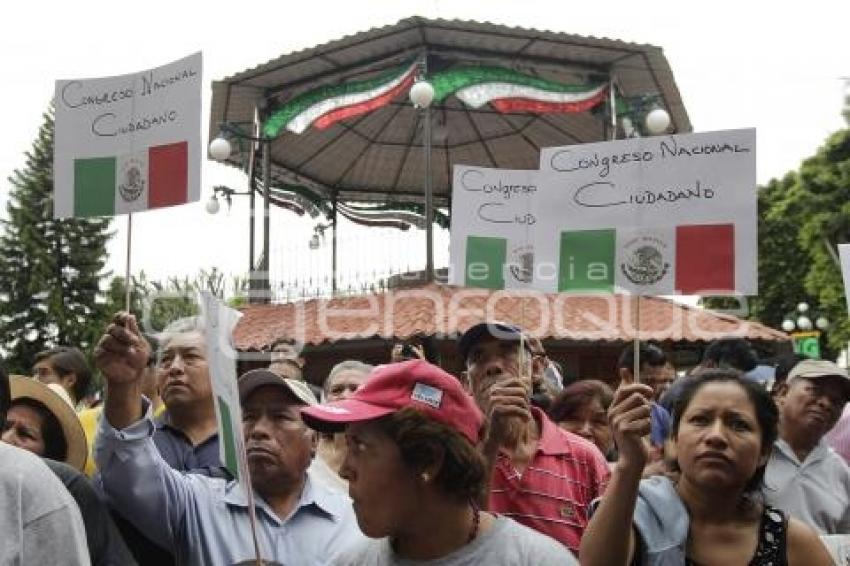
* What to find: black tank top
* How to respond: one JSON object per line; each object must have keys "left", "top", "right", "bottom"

{"left": 684, "top": 506, "right": 788, "bottom": 566}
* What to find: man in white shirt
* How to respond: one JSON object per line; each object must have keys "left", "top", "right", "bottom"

{"left": 764, "top": 359, "right": 850, "bottom": 534}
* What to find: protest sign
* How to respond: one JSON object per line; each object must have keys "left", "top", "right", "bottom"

{"left": 199, "top": 292, "right": 247, "bottom": 486}
{"left": 448, "top": 165, "right": 540, "bottom": 289}
{"left": 535, "top": 128, "right": 757, "bottom": 295}
{"left": 53, "top": 52, "right": 202, "bottom": 218}
{"left": 839, "top": 244, "right": 850, "bottom": 315}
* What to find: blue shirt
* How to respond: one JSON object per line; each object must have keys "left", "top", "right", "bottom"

{"left": 154, "top": 411, "right": 228, "bottom": 478}
{"left": 95, "top": 401, "right": 364, "bottom": 566}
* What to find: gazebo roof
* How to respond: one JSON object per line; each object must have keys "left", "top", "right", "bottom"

{"left": 210, "top": 16, "right": 691, "bottom": 206}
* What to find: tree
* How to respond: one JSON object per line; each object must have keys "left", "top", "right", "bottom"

{"left": 0, "top": 107, "right": 112, "bottom": 373}
{"left": 103, "top": 268, "right": 248, "bottom": 336}
{"left": 705, "top": 128, "right": 850, "bottom": 358}
{"left": 788, "top": 128, "right": 850, "bottom": 354}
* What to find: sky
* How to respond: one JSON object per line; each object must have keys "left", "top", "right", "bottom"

{"left": 1, "top": 0, "right": 848, "bottom": 292}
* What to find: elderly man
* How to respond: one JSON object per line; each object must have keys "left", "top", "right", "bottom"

{"left": 94, "top": 313, "right": 362, "bottom": 565}
{"left": 312, "top": 360, "right": 373, "bottom": 491}
{"left": 764, "top": 359, "right": 850, "bottom": 534}
{"left": 459, "top": 321, "right": 610, "bottom": 554}
{"left": 0, "top": 360, "right": 90, "bottom": 565}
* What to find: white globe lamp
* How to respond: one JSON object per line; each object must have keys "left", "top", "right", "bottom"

{"left": 781, "top": 319, "right": 795, "bottom": 332}
{"left": 409, "top": 80, "right": 435, "bottom": 108}
{"left": 205, "top": 194, "right": 220, "bottom": 215}
{"left": 208, "top": 136, "right": 232, "bottom": 161}
{"left": 796, "top": 316, "right": 813, "bottom": 331}
{"left": 645, "top": 107, "right": 671, "bottom": 135}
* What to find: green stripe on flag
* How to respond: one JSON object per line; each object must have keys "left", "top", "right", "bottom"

{"left": 216, "top": 396, "right": 239, "bottom": 480}
{"left": 465, "top": 236, "right": 506, "bottom": 289}
{"left": 559, "top": 229, "right": 615, "bottom": 292}
{"left": 74, "top": 157, "right": 116, "bottom": 217}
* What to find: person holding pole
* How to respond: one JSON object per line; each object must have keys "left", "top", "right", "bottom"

{"left": 580, "top": 368, "right": 831, "bottom": 566}
{"left": 458, "top": 321, "right": 610, "bottom": 555}
{"left": 93, "top": 312, "right": 363, "bottom": 566}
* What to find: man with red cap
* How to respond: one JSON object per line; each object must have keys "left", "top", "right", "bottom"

{"left": 458, "top": 321, "right": 610, "bottom": 554}
{"left": 301, "top": 359, "right": 577, "bottom": 564}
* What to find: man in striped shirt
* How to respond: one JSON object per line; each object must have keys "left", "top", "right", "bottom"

{"left": 459, "top": 322, "right": 611, "bottom": 553}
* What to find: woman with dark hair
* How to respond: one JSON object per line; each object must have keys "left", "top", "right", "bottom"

{"left": 301, "top": 359, "right": 576, "bottom": 565}
{"left": 2, "top": 376, "right": 87, "bottom": 470}
{"left": 549, "top": 380, "right": 615, "bottom": 459}
{"left": 580, "top": 369, "right": 832, "bottom": 566}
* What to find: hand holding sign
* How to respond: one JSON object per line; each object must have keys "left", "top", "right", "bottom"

{"left": 609, "top": 371, "right": 653, "bottom": 472}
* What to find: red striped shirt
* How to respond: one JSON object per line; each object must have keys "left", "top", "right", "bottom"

{"left": 488, "top": 408, "right": 610, "bottom": 552}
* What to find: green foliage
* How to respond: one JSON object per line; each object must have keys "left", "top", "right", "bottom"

{"left": 704, "top": 128, "right": 850, "bottom": 358}
{"left": 0, "top": 107, "right": 112, "bottom": 374}
{"left": 103, "top": 268, "right": 248, "bottom": 335}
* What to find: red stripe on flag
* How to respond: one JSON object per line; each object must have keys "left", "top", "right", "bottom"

{"left": 676, "top": 224, "right": 735, "bottom": 294}
{"left": 490, "top": 89, "right": 608, "bottom": 114}
{"left": 313, "top": 74, "right": 415, "bottom": 130}
{"left": 148, "top": 142, "right": 188, "bottom": 208}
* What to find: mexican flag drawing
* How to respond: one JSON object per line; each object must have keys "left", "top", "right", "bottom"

{"left": 53, "top": 52, "right": 202, "bottom": 218}
{"left": 450, "top": 129, "right": 757, "bottom": 297}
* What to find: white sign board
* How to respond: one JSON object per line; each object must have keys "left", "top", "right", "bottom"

{"left": 534, "top": 128, "right": 757, "bottom": 295}
{"left": 200, "top": 292, "right": 248, "bottom": 487}
{"left": 448, "top": 166, "right": 540, "bottom": 289}
{"left": 54, "top": 52, "right": 202, "bottom": 218}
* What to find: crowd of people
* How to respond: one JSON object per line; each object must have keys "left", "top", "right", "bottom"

{"left": 1, "top": 314, "right": 848, "bottom": 565}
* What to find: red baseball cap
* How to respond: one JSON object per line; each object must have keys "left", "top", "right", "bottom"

{"left": 300, "top": 359, "right": 483, "bottom": 444}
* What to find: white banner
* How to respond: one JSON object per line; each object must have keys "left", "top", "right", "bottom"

{"left": 449, "top": 129, "right": 757, "bottom": 296}
{"left": 448, "top": 166, "right": 540, "bottom": 290}
{"left": 54, "top": 52, "right": 202, "bottom": 218}
{"left": 839, "top": 244, "right": 850, "bottom": 315}
{"left": 200, "top": 292, "right": 248, "bottom": 488}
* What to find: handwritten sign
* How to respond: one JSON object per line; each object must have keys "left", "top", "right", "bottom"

{"left": 200, "top": 292, "right": 248, "bottom": 488}
{"left": 534, "top": 129, "right": 756, "bottom": 295}
{"left": 448, "top": 129, "right": 757, "bottom": 296}
{"left": 448, "top": 166, "right": 540, "bottom": 289}
{"left": 53, "top": 52, "right": 202, "bottom": 218}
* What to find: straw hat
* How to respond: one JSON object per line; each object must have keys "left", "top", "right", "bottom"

{"left": 8, "top": 376, "right": 88, "bottom": 472}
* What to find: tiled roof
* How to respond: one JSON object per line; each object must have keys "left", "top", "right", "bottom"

{"left": 234, "top": 284, "right": 789, "bottom": 350}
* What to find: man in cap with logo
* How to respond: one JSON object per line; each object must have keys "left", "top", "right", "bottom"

{"left": 764, "top": 358, "right": 850, "bottom": 534}
{"left": 94, "top": 312, "right": 363, "bottom": 565}
{"left": 458, "top": 321, "right": 610, "bottom": 554}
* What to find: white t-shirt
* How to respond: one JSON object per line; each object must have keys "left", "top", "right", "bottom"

{"left": 0, "top": 443, "right": 90, "bottom": 565}
{"left": 330, "top": 515, "right": 577, "bottom": 566}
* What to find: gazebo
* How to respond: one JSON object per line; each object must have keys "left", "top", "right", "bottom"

{"left": 208, "top": 17, "right": 691, "bottom": 294}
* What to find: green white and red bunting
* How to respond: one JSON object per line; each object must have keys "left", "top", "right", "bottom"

{"left": 429, "top": 67, "right": 608, "bottom": 114}
{"left": 263, "top": 64, "right": 608, "bottom": 137}
{"left": 264, "top": 64, "right": 418, "bottom": 136}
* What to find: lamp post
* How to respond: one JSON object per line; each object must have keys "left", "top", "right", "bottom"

{"left": 209, "top": 121, "right": 273, "bottom": 303}
{"left": 409, "top": 63, "right": 435, "bottom": 283}
{"left": 782, "top": 302, "right": 829, "bottom": 358}
{"left": 206, "top": 185, "right": 254, "bottom": 274}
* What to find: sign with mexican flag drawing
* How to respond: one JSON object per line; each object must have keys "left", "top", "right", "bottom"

{"left": 53, "top": 52, "right": 202, "bottom": 218}
{"left": 536, "top": 129, "right": 756, "bottom": 295}
{"left": 448, "top": 166, "right": 540, "bottom": 290}
{"left": 449, "top": 129, "right": 756, "bottom": 296}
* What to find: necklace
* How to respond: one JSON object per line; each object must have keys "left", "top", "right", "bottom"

{"left": 467, "top": 501, "right": 481, "bottom": 544}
